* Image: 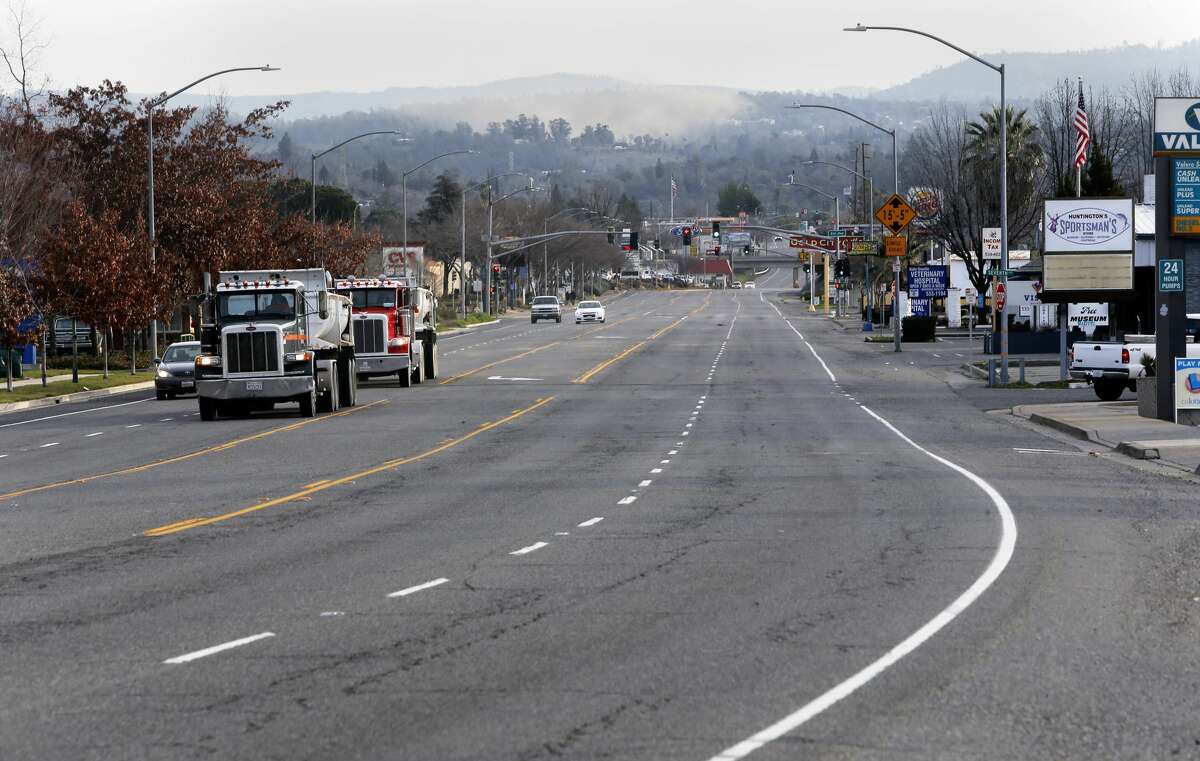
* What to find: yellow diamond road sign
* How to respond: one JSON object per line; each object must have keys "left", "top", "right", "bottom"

{"left": 875, "top": 194, "right": 917, "bottom": 235}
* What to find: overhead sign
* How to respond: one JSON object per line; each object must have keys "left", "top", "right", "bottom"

{"left": 908, "top": 265, "right": 948, "bottom": 299}
{"left": 1172, "top": 158, "right": 1200, "bottom": 234}
{"left": 883, "top": 235, "right": 907, "bottom": 257}
{"left": 1154, "top": 97, "right": 1200, "bottom": 155}
{"left": 982, "top": 227, "right": 1001, "bottom": 259}
{"left": 1159, "top": 258, "right": 1185, "bottom": 292}
{"left": 875, "top": 194, "right": 917, "bottom": 234}
{"left": 788, "top": 234, "right": 861, "bottom": 253}
{"left": 1043, "top": 198, "right": 1134, "bottom": 252}
{"left": 1176, "top": 358, "right": 1200, "bottom": 413}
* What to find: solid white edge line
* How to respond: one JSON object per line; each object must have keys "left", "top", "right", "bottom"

{"left": 803, "top": 342, "right": 837, "bottom": 383}
{"left": 163, "top": 632, "right": 275, "bottom": 664}
{"left": 0, "top": 397, "right": 152, "bottom": 428}
{"left": 707, "top": 406, "right": 1017, "bottom": 761}
{"left": 510, "top": 541, "right": 549, "bottom": 555}
{"left": 387, "top": 577, "right": 450, "bottom": 598}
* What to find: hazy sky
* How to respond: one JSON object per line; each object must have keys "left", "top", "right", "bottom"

{"left": 22, "top": 0, "right": 1200, "bottom": 98}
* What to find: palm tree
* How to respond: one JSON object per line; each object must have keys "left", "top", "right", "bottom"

{"left": 964, "top": 106, "right": 1044, "bottom": 248}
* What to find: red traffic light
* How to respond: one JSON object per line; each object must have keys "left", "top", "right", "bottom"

{"left": 492, "top": 264, "right": 501, "bottom": 273}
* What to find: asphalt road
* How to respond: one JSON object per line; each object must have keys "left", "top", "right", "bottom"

{"left": 3, "top": 279, "right": 1200, "bottom": 760}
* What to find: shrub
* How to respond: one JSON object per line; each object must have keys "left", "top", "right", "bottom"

{"left": 901, "top": 315, "right": 937, "bottom": 342}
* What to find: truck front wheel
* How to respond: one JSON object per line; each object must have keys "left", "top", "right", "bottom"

{"left": 198, "top": 397, "right": 217, "bottom": 421}
{"left": 338, "top": 358, "right": 357, "bottom": 407}
{"left": 1093, "top": 378, "right": 1126, "bottom": 402}
{"left": 298, "top": 387, "right": 316, "bottom": 417}
{"left": 423, "top": 338, "right": 438, "bottom": 380}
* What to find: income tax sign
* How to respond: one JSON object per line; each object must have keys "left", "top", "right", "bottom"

{"left": 1042, "top": 198, "right": 1133, "bottom": 253}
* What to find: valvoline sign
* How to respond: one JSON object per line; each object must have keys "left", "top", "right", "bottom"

{"left": 1155, "top": 97, "right": 1200, "bottom": 154}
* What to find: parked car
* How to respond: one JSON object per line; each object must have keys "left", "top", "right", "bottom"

{"left": 530, "top": 296, "right": 562, "bottom": 324}
{"left": 154, "top": 341, "right": 201, "bottom": 400}
{"left": 51, "top": 316, "right": 100, "bottom": 355}
{"left": 574, "top": 300, "right": 606, "bottom": 324}
{"left": 1069, "top": 333, "right": 1200, "bottom": 401}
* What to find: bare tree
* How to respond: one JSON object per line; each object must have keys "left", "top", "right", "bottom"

{"left": 1037, "top": 79, "right": 1136, "bottom": 198}
{"left": 0, "top": 1, "right": 49, "bottom": 117}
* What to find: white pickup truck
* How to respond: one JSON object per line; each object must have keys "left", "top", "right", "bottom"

{"left": 1070, "top": 334, "right": 1200, "bottom": 401}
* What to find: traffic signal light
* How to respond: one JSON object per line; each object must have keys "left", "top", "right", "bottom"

{"left": 682, "top": 227, "right": 692, "bottom": 245}
{"left": 492, "top": 263, "right": 501, "bottom": 274}
{"left": 743, "top": 245, "right": 751, "bottom": 254}
{"left": 629, "top": 231, "right": 639, "bottom": 250}
{"left": 712, "top": 221, "right": 721, "bottom": 241}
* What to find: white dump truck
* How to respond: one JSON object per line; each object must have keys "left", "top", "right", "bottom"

{"left": 195, "top": 269, "right": 357, "bottom": 419}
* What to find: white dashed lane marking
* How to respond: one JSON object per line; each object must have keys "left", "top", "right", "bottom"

{"left": 387, "top": 577, "right": 449, "bottom": 598}
{"left": 510, "top": 542, "right": 549, "bottom": 556}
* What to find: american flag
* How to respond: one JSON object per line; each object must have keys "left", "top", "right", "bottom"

{"left": 1073, "top": 79, "right": 1090, "bottom": 169}
{"left": 670, "top": 178, "right": 678, "bottom": 198}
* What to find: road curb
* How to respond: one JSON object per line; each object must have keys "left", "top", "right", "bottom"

{"left": 0, "top": 380, "right": 155, "bottom": 416}
{"left": 1011, "top": 404, "right": 1108, "bottom": 445}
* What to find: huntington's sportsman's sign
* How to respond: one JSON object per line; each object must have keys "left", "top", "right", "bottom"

{"left": 1043, "top": 199, "right": 1133, "bottom": 253}
{"left": 1155, "top": 98, "right": 1200, "bottom": 154}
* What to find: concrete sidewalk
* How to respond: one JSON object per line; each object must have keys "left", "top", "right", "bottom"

{"left": 1014, "top": 401, "right": 1200, "bottom": 473}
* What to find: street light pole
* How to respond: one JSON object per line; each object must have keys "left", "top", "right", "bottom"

{"left": 802, "top": 160, "right": 876, "bottom": 323}
{"left": 311, "top": 131, "right": 406, "bottom": 224}
{"left": 460, "top": 173, "right": 524, "bottom": 316}
{"left": 146, "top": 65, "right": 278, "bottom": 359}
{"left": 843, "top": 23, "right": 1007, "bottom": 375}
{"left": 400, "top": 149, "right": 474, "bottom": 281}
{"left": 482, "top": 180, "right": 540, "bottom": 314}
{"left": 788, "top": 102, "right": 900, "bottom": 349}
{"left": 782, "top": 180, "right": 838, "bottom": 313}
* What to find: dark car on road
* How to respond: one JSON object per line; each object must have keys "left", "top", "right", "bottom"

{"left": 155, "top": 341, "right": 201, "bottom": 400}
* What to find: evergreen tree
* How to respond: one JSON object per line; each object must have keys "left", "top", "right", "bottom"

{"left": 277, "top": 132, "right": 293, "bottom": 162}
{"left": 1081, "top": 140, "right": 1123, "bottom": 197}
{"left": 417, "top": 173, "right": 461, "bottom": 225}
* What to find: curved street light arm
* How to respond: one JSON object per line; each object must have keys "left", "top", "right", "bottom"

{"left": 781, "top": 181, "right": 835, "bottom": 201}
{"left": 787, "top": 103, "right": 894, "bottom": 137}
{"left": 313, "top": 130, "right": 405, "bottom": 161}
{"left": 402, "top": 149, "right": 475, "bottom": 179}
{"left": 150, "top": 66, "right": 279, "bottom": 108}
{"left": 845, "top": 24, "right": 1001, "bottom": 73}
{"left": 802, "top": 159, "right": 867, "bottom": 182}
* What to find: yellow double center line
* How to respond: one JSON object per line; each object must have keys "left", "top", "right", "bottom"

{"left": 574, "top": 294, "right": 712, "bottom": 384}
{"left": 145, "top": 396, "right": 556, "bottom": 537}
{"left": 438, "top": 313, "right": 640, "bottom": 385}
{"left": 0, "top": 400, "right": 385, "bottom": 503}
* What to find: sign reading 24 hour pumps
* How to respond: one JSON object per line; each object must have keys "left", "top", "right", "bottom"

{"left": 1043, "top": 198, "right": 1134, "bottom": 252}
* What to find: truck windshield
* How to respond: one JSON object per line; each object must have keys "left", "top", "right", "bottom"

{"left": 218, "top": 292, "right": 296, "bottom": 323}
{"left": 343, "top": 289, "right": 396, "bottom": 309}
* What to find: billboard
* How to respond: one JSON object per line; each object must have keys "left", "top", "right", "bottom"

{"left": 1154, "top": 97, "right": 1200, "bottom": 154}
{"left": 382, "top": 245, "right": 424, "bottom": 279}
{"left": 1043, "top": 199, "right": 1133, "bottom": 253}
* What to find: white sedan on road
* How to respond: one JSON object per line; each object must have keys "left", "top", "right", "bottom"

{"left": 574, "top": 300, "right": 606, "bottom": 324}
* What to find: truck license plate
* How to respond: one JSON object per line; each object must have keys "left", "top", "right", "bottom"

{"left": 1090, "top": 370, "right": 1102, "bottom": 379}
{"left": 359, "top": 361, "right": 370, "bottom": 370}
{"left": 245, "top": 381, "right": 263, "bottom": 391}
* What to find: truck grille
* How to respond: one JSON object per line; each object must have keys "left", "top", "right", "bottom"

{"left": 225, "top": 331, "right": 279, "bottom": 374}
{"left": 354, "top": 317, "right": 387, "bottom": 354}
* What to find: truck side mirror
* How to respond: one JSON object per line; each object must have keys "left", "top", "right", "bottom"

{"left": 318, "top": 291, "right": 329, "bottom": 320}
